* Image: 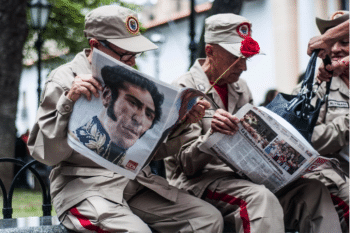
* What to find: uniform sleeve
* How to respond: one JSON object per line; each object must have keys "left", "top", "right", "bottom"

{"left": 312, "top": 111, "right": 349, "bottom": 155}
{"left": 311, "top": 83, "right": 349, "bottom": 155}
{"left": 157, "top": 78, "right": 214, "bottom": 175}
{"left": 158, "top": 120, "right": 214, "bottom": 176}
{"left": 27, "top": 75, "right": 75, "bottom": 166}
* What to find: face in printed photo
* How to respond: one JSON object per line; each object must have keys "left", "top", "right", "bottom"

{"left": 102, "top": 83, "right": 156, "bottom": 149}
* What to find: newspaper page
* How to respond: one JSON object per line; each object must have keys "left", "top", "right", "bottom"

{"left": 199, "top": 104, "right": 340, "bottom": 193}
{"left": 67, "top": 49, "right": 210, "bottom": 179}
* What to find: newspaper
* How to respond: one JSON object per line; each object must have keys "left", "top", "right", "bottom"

{"left": 67, "top": 49, "right": 211, "bottom": 179}
{"left": 199, "top": 104, "right": 344, "bottom": 193}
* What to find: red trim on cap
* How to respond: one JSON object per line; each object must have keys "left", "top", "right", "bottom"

{"left": 205, "top": 189, "right": 251, "bottom": 233}
{"left": 236, "top": 22, "right": 251, "bottom": 38}
{"left": 70, "top": 207, "right": 110, "bottom": 233}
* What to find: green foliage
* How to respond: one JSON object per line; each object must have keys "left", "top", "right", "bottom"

{"left": 25, "top": 0, "right": 145, "bottom": 65}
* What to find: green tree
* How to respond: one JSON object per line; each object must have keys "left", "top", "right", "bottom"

{"left": 25, "top": 0, "right": 143, "bottom": 64}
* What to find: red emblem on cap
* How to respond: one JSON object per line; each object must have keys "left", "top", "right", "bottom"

{"left": 125, "top": 16, "right": 139, "bottom": 35}
{"left": 236, "top": 22, "right": 251, "bottom": 38}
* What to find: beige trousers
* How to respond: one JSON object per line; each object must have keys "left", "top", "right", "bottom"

{"left": 60, "top": 196, "right": 151, "bottom": 233}
{"left": 303, "top": 168, "right": 349, "bottom": 232}
{"left": 61, "top": 189, "right": 223, "bottom": 233}
{"left": 204, "top": 176, "right": 341, "bottom": 233}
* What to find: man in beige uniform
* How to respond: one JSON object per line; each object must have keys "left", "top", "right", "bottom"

{"left": 161, "top": 13, "right": 342, "bottom": 233}
{"left": 294, "top": 11, "right": 349, "bottom": 232}
{"left": 28, "top": 5, "right": 223, "bottom": 233}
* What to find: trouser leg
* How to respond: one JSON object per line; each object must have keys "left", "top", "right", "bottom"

{"left": 276, "top": 178, "right": 342, "bottom": 233}
{"left": 203, "top": 176, "right": 284, "bottom": 233}
{"left": 128, "top": 188, "right": 224, "bottom": 233}
{"left": 60, "top": 196, "right": 151, "bottom": 233}
{"left": 303, "top": 169, "right": 349, "bottom": 232}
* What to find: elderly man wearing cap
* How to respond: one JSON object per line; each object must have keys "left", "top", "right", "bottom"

{"left": 308, "top": 12, "right": 349, "bottom": 60}
{"left": 28, "top": 5, "right": 223, "bottom": 233}
{"left": 161, "top": 13, "right": 342, "bottom": 233}
{"left": 294, "top": 11, "right": 349, "bottom": 232}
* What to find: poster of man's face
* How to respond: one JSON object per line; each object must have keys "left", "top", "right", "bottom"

{"left": 101, "top": 83, "right": 156, "bottom": 149}
{"left": 68, "top": 49, "right": 180, "bottom": 179}
{"left": 99, "top": 65, "right": 164, "bottom": 151}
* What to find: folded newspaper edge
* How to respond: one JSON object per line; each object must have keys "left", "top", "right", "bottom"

{"left": 199, "top": 104, "right": 345, "bottom": 193}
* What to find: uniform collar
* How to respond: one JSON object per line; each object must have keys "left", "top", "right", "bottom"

{"left": 189, "top": 59, "right": 245, "bottom": 111}
{"left": 190, "top": 59, "right": 244, "bottom": 94}
{"left": 71, "top": 49, "right": 92, "bottom": 76}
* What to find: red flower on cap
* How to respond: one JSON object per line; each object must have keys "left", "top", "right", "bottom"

{"left": 240, "top": 36, "right": 260, "bottom": 58}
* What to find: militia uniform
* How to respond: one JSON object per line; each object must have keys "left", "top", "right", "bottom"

{"left": 160, "top": 14, "right": 342, "bottom": 233}
{"left": 28, "top": 5, "right": 223, "bottom": 233}
{"left": 293, "top": 76, "right": 349, "bottom": 231}
{"left": 292, "top": 11, "right": 349, "bottom": 232}
{"left": 161, "top": 60, "right": 341, "bottom": 233}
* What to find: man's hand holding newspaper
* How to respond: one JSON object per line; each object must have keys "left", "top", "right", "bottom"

{"left": 199, "top": 104, "right": 345, "bottom": 193}
{"left": 211, "top": 109, "right": 240, "bottom": 136}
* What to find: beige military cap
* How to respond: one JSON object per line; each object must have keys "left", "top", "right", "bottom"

{"left": 204, "top": 13, "right": 261, "bottom": 57}
{"left": 84, "top": 5, "right": 157, "bottom": 53}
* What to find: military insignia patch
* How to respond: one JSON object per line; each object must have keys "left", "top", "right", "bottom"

{"left": 125, "top": 16, "right": 139, "bottom": 35}
{"left": 126, "top": 160, "right": 138, "bottom": 170}
{"left": 236, "top": 22, "right": 251, "bottom": 38}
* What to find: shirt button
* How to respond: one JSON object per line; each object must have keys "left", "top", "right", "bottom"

{"left": 64, "top": 105, "right": 71, "bottom": 111}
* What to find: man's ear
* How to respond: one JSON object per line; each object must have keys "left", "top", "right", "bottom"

{"left": 89, "top": 38, "right": 99, "bottom": 49}
{"left": 102, "top": 86, "right": 112, "bottom": 107}
{"left": 205, "top": 44, "right": 214, "bottom": 57}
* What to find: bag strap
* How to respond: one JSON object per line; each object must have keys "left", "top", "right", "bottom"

{"left": 311, "top": 54, "right": 333, "bottom": 106}
{"left": 321, "top": 55, "right": 333, "bottom": 103}
{"left": 299, "top": 50, "right": 332, "bottom": 97}
{"left": 296, "top": 50, "right": 333, "bottom": 119}
{"left": 300, "top": 50, "right": 319, "bottom": 99}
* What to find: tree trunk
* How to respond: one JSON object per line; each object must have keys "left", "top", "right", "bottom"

{"left": 0, "top": 0, "right": 28, "bottom": 191}
{"left": 196, "top": 0, "right": 244, "bottom": 59}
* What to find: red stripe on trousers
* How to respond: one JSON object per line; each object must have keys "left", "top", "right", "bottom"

{"left": 331, "top": 194, "right": 349, "bottom": 227}
{"left": 70, "top": 207, "right": 110, "bottom": 233}
{"left": 205, "top": 189, "right": 251, "bottom": 233}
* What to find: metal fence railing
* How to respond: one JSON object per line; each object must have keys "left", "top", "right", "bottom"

{"left": 0, "top": 158, "right": 51, "bottom": 219}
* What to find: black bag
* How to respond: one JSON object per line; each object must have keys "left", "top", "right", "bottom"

{"left": 265, "top": 50, "right": 332, "bottom": 143}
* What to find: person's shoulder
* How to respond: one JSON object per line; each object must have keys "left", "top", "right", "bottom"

{"left": 46, "top": 59, "right": 76, "bottom": 89}
{"left": 237, "top": 78, "right": 249, "bottom": 87}
{"left": 171, "top": 71, "right": 195, "bottom": 88}
{"left": 236, "top": 78, "right": 252, "bottom": 94}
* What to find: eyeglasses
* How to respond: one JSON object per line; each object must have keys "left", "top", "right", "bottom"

{"left": 99, "top": 40, "right": 141, "bottom": 61}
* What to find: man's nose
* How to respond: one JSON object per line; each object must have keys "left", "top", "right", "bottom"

{"left": 239, "top": 59, "right": 247, "bottom": 71}
{"left": 131, "top": 110, "right": 145, "bottom": 126}
{"left": 331, "top": 41, "right": 342, "bottom": 54}
{"left": 125, "top": 57, "right": 136, "bottom": 67}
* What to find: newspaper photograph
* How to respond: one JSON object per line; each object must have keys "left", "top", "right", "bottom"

{"left": 67, "top": 49, "right": 210, "bottom": 179}
{"left": 199, "top": 104, "right": 343, "bottom": 193}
